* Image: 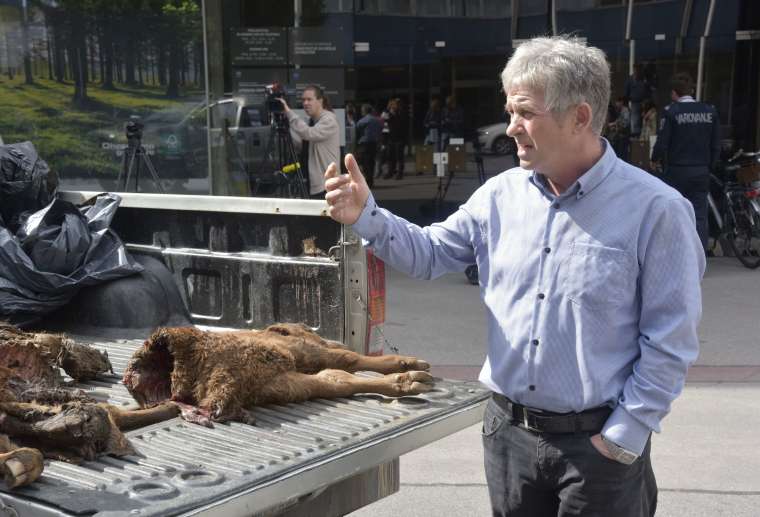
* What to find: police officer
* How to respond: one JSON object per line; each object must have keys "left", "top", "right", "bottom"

{"left": 652, "top": 72, "right": 720, "bottom": 252}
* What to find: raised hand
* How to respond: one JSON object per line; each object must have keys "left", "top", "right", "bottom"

{"left": 324, "top": 154, "right": 371, "bottom": 225}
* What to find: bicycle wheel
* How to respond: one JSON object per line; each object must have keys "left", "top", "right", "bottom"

{"left": 724, "top": 198, "right": 760, "bottom": 269}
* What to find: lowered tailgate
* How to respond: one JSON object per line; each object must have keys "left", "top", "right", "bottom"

{"left": 0, "top": 336, "right": 489, "bottom": 517}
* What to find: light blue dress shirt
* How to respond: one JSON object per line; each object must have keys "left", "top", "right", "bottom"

{"left": 352, "top": 139, "right": 705, "bottom": 455}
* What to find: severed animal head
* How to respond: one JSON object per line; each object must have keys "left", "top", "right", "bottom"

{"left": 123, "top": 327, "right": 203, "bottom": 408}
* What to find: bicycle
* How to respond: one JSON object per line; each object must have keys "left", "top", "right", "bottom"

{"left": 708, "top": 150, "right": 760, "bottom": 269}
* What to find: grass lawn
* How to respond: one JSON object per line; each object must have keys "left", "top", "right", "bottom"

{"left": 0, "top": 76, "right": 201, "bottom": 178}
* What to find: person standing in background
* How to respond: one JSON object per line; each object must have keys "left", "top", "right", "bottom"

{"left": 355, "top": 103, "right": 384, "bottom": 188}
{"left": 423, "top": 98, "right": 443, "bottom": 151}
{"left": 382, "top": 98, "right": 407, "bottom": 180}
{"left": 651, "top": 72, "right": 720, "bottom": 252}
{"left": 639, "top": 100, "right": 658, "bottom": 171}
{"left": 278, "top": 85, "right": 340, "bottom": 198}
{"left": 625, "top": 64, "right": 652, "bottom": 137}
{"left": 441, "top": 95, "right": 464, "bottom": 149}
{"left": 608, "top": 96, "right": 631, "bottom": 162}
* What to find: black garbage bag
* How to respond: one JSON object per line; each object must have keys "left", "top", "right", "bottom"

{"left": 0, "top": 141, "right": 58, "bottom": 232}
{"left": 0, "top": 193, "right": 143, "bottom": 326}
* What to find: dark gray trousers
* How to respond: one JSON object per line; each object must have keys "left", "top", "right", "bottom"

{"left": 665, "top": 165, "right": 710, "bottom": 252}
{"left": 482, "top": 397, "right": 657, "bottom": 517}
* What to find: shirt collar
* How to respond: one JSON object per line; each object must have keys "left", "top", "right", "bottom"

{"left": 529, "top": 138, "right": 615, "bottom": 201}
{"left": 677, "top": 95, "right": 696, "bottom": 103}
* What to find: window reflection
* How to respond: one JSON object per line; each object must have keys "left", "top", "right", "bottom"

{"left": 0, "top": 1, "right": 207, "bottom": 194}
{"left": 1, "top": 0, "right": 754, "bottom": 199}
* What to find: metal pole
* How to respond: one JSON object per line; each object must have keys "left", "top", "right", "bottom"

{"left": 408, "top": 44, "right": 413, "bottom": 157}
{"left": 511, "top": 0, "right": 519, "bottom": 42}
{"left": 625, "top": 0, "right": 634, "bottom": 76}
{"left": 201, "top": 0, "right": 213, "bottom": 194}
{"left": 676, "top": 0, "right": 694, "bottom": 55}
{"left": 551, "top": 0, "right": 557, "bottom": 36}
{"left": 696, "top": 0, "right": 716, "bottom": 101}
{"left": 629, "top": 39, "right": 635, "bottom": 77}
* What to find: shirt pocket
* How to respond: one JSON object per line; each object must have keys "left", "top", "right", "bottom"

{"left": 561, "top": 242, "right": 635, "bottom": 309}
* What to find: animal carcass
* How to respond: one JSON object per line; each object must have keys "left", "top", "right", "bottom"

{"left": 123, "top": 323, "right": 434, "bottom": 425}
{"left": 0, "top": 326, "right": 178, "bottom": 488}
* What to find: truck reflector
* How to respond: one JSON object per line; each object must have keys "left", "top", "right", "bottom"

{"left": 366, "top": 250, "right": 386, "bottom": 356}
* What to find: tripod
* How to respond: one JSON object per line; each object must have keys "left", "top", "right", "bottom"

{"left": 117, "top": 131, "right": 165, "bottom": 193}
{"left": 251, "top": 113, "right": 308, "bottom": 199}
{"left": 430, "top": 132, "right": 452, "bottom": 216}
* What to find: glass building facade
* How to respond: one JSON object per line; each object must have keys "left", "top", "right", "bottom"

{"left": 0, "top": 0, "right": 757, "bottom": 196}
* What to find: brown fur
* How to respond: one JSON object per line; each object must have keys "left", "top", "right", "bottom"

{"left": 0, "top": 325, "right": 179, "bottom": 487}
{"left": 124, "top": 323, "right": 433, "bottom": 424}
{"left": 0, "top": 324, "right": 112, "bottom": 383}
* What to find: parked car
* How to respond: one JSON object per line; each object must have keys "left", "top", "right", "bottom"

{"left": 476, "top": 121, "right": 517, "bottom": 155}
{"left": 100, "top": 96, "right": 270, "bottom": 180}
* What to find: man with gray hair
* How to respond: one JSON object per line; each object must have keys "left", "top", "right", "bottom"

{"left": 323, "top": 36, "right": 704, "bottom": 516}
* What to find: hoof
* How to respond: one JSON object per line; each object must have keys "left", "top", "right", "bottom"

{"left": 389, "top": 370, "right": 435, "bottom": 396}
{"left": 398, "top": 358, "right": 431, "bottom": 372}
{"left": 0, "top": 448, "right": 44, "bottom": 489}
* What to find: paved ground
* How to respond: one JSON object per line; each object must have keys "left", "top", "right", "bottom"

{"left": 348, "top": 155, "right": 760, "bottom": 516}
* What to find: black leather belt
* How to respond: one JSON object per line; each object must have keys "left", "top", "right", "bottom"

{"left": 492, "top": 393, "right": 611, "bottom": 434}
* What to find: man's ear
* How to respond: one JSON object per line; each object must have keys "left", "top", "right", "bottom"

{"left": 574, "top": 103, "right": 593, "bottom": 133}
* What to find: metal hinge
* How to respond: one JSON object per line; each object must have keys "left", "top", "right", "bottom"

{"left": 327, "top": 245, "right": 342, "bottom": 262}
{"left": 328, "top": 238, "right": 359, "bottom": 262}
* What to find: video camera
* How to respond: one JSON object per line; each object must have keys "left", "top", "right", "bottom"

{"left": 125, "top": 118, "right": 144, "bottom": 142}
{"left": 265, "top": 82, "right": 287, "bottom": 114}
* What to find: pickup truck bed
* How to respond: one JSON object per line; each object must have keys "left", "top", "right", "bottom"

{"left": 0, "top": 192, "right": 489, "bottom": 516}
{"left": 2, "top": 335, "right": 488, "bottom": 517}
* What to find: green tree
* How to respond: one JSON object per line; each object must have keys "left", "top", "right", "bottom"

{"left": 160, "top": 0, "right": 200, "bottom": 98}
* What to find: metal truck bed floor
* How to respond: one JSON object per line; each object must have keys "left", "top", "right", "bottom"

{"left": 1, "top": 336, "right": 489, "bottom": 517}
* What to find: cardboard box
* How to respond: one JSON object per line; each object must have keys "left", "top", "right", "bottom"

{"left": 415, "top": 145, "right": 434, "bottom": 174}
{"left": 447, "top": 145, "right": 467, "bottom": 173}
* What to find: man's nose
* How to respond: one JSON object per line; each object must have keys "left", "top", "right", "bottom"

{"left": 506, "top": 117, "right": 520, "bottom": 137}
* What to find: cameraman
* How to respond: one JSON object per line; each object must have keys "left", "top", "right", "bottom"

{"left": 278, "top": 85, "right": 340, "bottom": 198}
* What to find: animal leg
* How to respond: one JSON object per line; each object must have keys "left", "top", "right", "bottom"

{"left": 0, "top": 448, "right": 44, "bottom": 488}
{"left": 256, "top": 369, "right": 434, "bottom": 405}
{"left": 102, "top": 402, "right": 181, "bottom": 431}
{"left": 277, "top": 345, "right": 430, "bottom": 375}
{"left": 343, "top": 353, "right": 431, "bottom": 375}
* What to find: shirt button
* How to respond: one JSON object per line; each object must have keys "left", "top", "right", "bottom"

{"left": 552, "top": 203, "right": 560, "bottom": 209}
{"left": 371, "top": 210, "right": 377, "bottom": 216}
{"left": 579, "top": 190, "right": 584, "bottom": 196}
{"left": 529, "top": 385, "right": 536, "bottom": 391}
{"left": 531, "top": 339, "right": 539, "bottom": 346}
{"left": 543, "top": 247, "right": 551, "bottom": 254}
{"left": 390, "top": 235, "right": 395, "bottom": 241}
{"left": 537, "top": 293, "right": 545, "bottom": 300}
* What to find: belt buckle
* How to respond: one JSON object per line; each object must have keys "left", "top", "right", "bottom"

{"left": 521, "top": 407, "right": 537, "bottom": 432}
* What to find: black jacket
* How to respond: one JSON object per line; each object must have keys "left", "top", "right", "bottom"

{"left": 651, "top": 98, "right": 720, "bottom": 169}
